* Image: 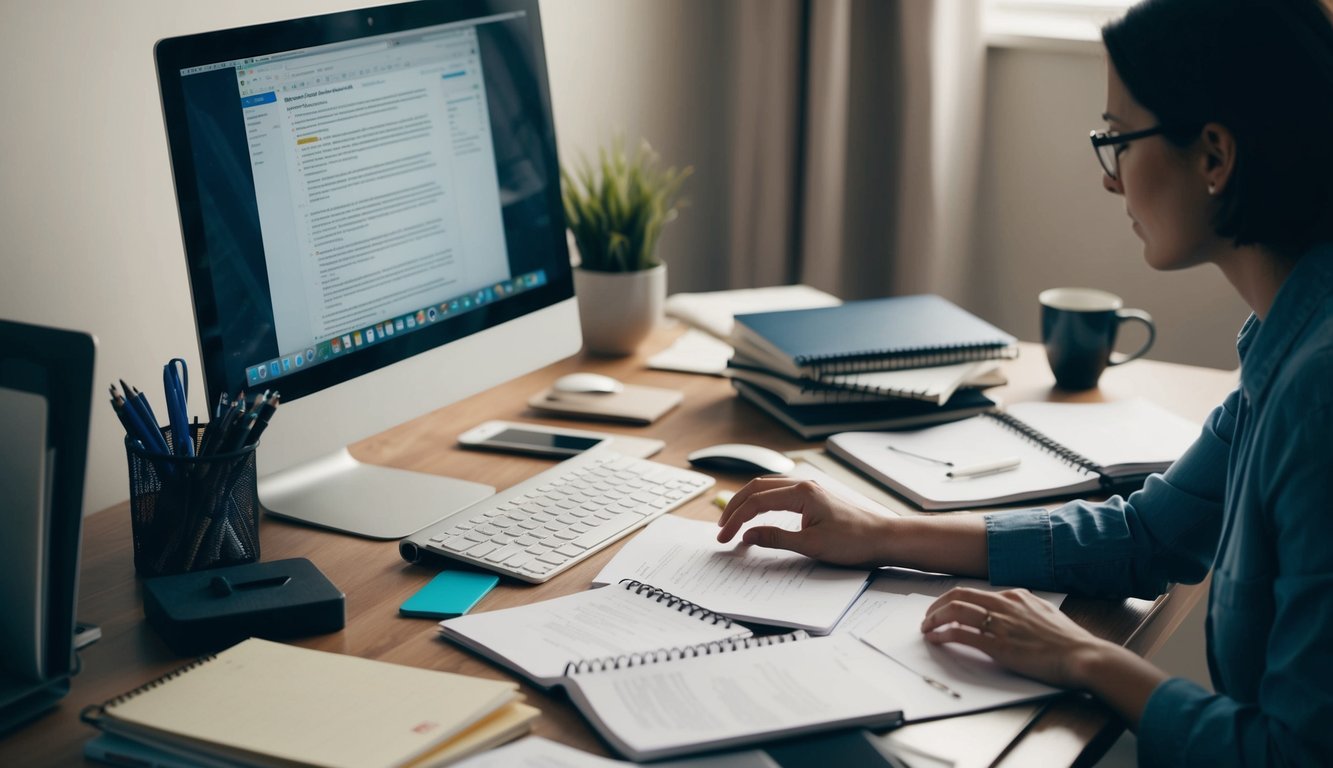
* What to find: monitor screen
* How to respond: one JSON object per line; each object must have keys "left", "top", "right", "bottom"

{"left": 154, "top": 0, "right": 581, "bottom": 538}
{"left": 157, "top": 0, "right": 572, "bottom": 405}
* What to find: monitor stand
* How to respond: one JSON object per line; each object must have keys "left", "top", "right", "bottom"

{"left": 259, "top": 448, "right": 494, "bottom": 540}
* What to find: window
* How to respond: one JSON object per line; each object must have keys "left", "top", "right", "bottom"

{"left": 985, "top": 0, "right": 1137, "bottom": 50}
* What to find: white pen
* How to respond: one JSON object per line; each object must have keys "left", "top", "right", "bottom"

{"left": 945, "top": 457, "right": 1022, "bottom": 479}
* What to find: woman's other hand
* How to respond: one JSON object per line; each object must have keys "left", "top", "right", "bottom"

{"left": 921, "top": 586, "right": 1119, "bottom": 688}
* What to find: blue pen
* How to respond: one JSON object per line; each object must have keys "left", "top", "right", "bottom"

{"left": 110, "top": 384, "right": 162, "bottom": 455}
{"left": 163, "top": 358, "right": 194, "bottom": 457}
{"left": 120, "top": 379, "right": 172, "bottom": 456}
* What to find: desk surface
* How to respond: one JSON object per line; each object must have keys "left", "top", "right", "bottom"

{"left": 2, "top": 328, "right": 1238, "bottom": 767}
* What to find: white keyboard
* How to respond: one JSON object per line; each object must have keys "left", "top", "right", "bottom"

{"left": 400, "top": 450, "right": 715, "bottom": 583}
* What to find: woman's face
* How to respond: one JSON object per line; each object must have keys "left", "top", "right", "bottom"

{"left": 1102, "top": 64, "right": 1218, "bottom": 271}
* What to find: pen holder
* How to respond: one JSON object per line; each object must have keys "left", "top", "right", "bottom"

{"left": 125, "top": 424, "right": 261, "bottom": 577}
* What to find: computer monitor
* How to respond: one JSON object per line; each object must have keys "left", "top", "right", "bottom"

{"left": 154, "top": 0, "right": 580, "bottom": 539}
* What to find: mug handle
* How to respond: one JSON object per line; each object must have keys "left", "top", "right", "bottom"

{"left": 1109, "top": 308, "right": 1156, "bottom": 366}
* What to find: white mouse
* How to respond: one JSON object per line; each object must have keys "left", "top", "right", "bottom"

{"left": 552, "top": 372, "right": 624, "bottom": 394}
{"left": 687, "top": 443, "right": 796, "bottom": 475}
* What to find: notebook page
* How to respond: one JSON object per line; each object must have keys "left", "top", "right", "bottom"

{"left": 1006, "top": 399, "right": 1200, "bottom": 471}
{"left": 831, "top": 417, "right": 1095, "bottom": 506}
{"left": 565, "top": 634, "right": 915, "bottom": 760}
{"left": 832, "top": 570, "right": 1065, "bottom": 637}
{"left": 857, "top": 593, "right": 1060, "bottom": 720}
{"left": 787, "top": 462, "right": 900, "bottom": 519}
{"left": 452, "top": 736, "right": 778, "bottom": 768}
{"left": 104, "top": 638, "right": 516, "bottom": 768}
{"left": 822, "top": 362, "right": 993, "bottom": 406}
{"left": 439, "top": 584, "right": 750, "bottom": 682}
{"left": 666, "top": 285, "right": 841, "bottom": 339}
{"left": 592, "top": 514, "right": 870, "bottom": 634}
{"left": 647, "top": 328, "right": 733, "bottom": 376}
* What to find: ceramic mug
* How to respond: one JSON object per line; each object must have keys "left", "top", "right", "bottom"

{"left": 1039, "top": 287, "right": 1155, "bottom": 390}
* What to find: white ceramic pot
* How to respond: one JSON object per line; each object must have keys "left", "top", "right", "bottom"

{"left": 573, "top": 264, "right": 667, "bottom": 356}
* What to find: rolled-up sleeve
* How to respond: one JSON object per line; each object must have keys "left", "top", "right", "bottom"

{"left": 986, "top": 388, "right": 1238, "bottom": 598}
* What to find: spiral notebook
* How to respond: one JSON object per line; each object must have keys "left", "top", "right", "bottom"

{"left": 730, "top": 295, "right": 1018, "bottom": 379}
{"left": 826, "top": 399, "right": 1202, "bottom": 511}
{"left": 438, "top": 580, "right": 804, "bottom": 689}
{"left": 560, "top": 633, "right": 908, "bottom": 761}
{"left": 728, "top": 360, "right": 1006, "bottom": 406}
{"left": 79, "top": 638, "right": 534, "bottom": 768}
{"left": 733, "top": 379, "right": 998, "bottom": 440}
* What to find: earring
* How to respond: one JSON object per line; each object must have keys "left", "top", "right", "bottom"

{"left": 1208, "top": 183, "right": 1217, "bottom": 195}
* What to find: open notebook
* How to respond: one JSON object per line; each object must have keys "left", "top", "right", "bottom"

{"left": 438, "top": 580, "right": 785, "bottom": 689}
{"left": 827, "top": 399, "right": 1201, "bottom": 511}
{"left": 591, "top": 513, "right": 872, "bottom": 634}
{"left": 560, "top": 633, "right": 908, "bottom": 761}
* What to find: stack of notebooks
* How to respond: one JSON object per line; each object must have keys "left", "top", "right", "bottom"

{"left": 81, "top": 638, "right": 538, "bottom": 767}
{"left": 728, "top": 295, "right": 1017, "bottom": 438}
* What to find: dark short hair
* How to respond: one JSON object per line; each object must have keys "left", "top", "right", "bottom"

{"left": 1103, "top": 0, "right": 1333, "bottom": 255}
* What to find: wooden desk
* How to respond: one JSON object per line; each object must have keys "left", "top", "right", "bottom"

{"left": 1, "top": 330, "right": 1237, "bottom": 766}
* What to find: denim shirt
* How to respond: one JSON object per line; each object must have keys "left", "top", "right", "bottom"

{"left": 986, "top": 243, "right": 1333, "bottom": 766}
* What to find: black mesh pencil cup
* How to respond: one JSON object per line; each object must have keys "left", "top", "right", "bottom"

{"left": 125, "top": 423, "right": 261, "bottom": 577}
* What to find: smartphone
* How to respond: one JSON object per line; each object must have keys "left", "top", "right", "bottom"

{"left": 457, "top": 420, "right": 610, "bottom": 458}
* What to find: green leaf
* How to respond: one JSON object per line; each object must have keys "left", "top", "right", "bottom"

{"left": 560, "top": 134, "right": 692, "bottom": 272}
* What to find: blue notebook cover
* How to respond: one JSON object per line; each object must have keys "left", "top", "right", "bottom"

{"left": 732, "top": 294, "right": 1017, "bottom": 377}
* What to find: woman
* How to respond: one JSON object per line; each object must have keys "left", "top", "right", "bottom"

{"left": 717, "top": 0, "right": 1333, "bottom": 764}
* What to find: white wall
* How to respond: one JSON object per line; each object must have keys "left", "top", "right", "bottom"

{"left": 0, "top": 0, "right": 730, "bottom": 514}
{"left": 1, "top": 2, "right": 372, "bottom": 515}
{"left": 542, "top": 1, "right": 734, "bottom": 292}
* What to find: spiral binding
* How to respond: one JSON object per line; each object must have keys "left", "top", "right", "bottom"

{"left": 80, "top": 652, "right": 219, "bottom": 725}
{"left": 561, "top": 580, "right": 809, "bottom": 676}
{"left": 985, "top": 412, "right": 1104, "bottom": 477}
{"left": 563, "top": 630, "right": 808, "bottom": 676}
{"left": 797, "top": 379, "right": 923, "bottom": 403}
{"left": 729, "top": 366, "right": 910, "bottom": 403}
{"left": 800, "top": 342, "right": 1018, "bottom": 376}
{"left": 618, "top": 580, "right": 733, "bottom": 627}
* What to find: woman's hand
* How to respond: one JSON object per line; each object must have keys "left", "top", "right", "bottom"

{"left": 715, "top": 476, "right": 893, "bottom": 568}
{"left": 920, "top": 586, "right": 1118, "bottom": 689}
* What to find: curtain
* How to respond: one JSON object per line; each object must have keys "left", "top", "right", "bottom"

{"left": 724, "top": 0, "right": 987, "bottom": 302}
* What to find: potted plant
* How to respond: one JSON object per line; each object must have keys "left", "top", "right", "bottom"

{"left": 563, "top": 138, "right": 691, "bottom": 355}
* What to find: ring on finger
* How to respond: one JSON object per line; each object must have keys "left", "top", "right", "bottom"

{"left": 981, "top": 609, "right": 993, "bottom": 632}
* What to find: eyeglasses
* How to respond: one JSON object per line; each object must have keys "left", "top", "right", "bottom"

{"left": 1089, "top": 126, "right": 1165, "bottom": 181}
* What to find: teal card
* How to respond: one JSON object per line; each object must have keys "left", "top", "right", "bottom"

{"left": 399, "top": 571, "right": 499, "bottom": 618}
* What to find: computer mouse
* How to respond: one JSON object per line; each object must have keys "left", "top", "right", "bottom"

{"left": 686, "top": 443, "right": 796, "bottom": 475}
{"left": 552, "top": 372, "right": 624, "bottom": 394}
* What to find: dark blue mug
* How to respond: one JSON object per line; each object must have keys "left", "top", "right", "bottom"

{"left": 1040, "top": 287, "right": 1155, "bottom": 390}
